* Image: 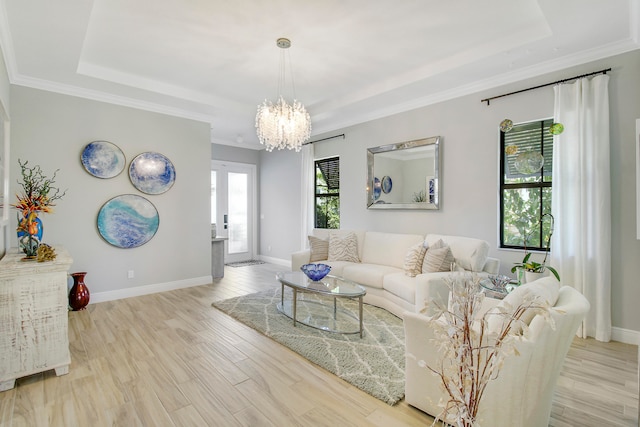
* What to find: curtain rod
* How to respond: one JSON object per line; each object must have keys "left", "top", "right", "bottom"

{"left": 303, "top": 133, "right": 345, "bottom": 145}
{"left": 481, "top": 68, "right": 611, "bottom": 105}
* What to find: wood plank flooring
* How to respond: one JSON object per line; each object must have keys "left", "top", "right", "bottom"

{"left": 0, "top": 262, "right": 637, "bottom": 426}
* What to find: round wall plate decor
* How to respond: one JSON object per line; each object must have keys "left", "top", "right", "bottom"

{"left": 382, "top": 176, "right": 392, "bottom": 193}
{"left": 81, "top": 140, "right": 126, "bottom": 179}
{"left": 129, "top": 152, "right": 176, "bottom": 194}
{"left": 373, "top": 177, "right": 381, "bottom": 200}
{"left": 97, "top": 194, "right": 159, "bottom": 248}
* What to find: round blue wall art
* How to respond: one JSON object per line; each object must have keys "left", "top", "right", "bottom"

{"left": 81, "top": 140, "right": 126, "bottom": 179}
{"left": 382, "top": 175, "right": 392, "bottom": 193}
{"left": 373, "top": 177, "right": 381, "bottom": 200}
{"left": 97, "top": 194, "right": 159, "bottom": 248}
{"left": 129, "top": 152, "right": 176, "bottom": 195}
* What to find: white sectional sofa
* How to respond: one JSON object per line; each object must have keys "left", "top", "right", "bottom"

{"left": 291, "top": 229, "right": 500, "bottom": 317}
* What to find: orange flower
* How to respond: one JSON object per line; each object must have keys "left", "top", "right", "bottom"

{"left": 27, "top": 219, "right": 39, "bottom": 235}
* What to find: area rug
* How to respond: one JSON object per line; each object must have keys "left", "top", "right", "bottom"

{"left": 211, "top": 287, "right": 405, "bottom": 405}
{"left": 225, "top": 260, "right": 266, "bottom": 267}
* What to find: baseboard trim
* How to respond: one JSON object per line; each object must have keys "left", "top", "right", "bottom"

{"left": 258, "top": 254, "right": 290, "bottom": 268}
{"left": 90, "top": 275, "right": 213, "bottom": 305}
{"left": 611, "top": 326, "right": 640, "bottom": 345}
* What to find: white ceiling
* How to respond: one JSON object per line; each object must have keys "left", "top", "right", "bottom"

{"left": 1, "top": 0, "right": 638, "bottom": 150}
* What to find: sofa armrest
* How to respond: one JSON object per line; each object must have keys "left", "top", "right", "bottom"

{"left": 414, "top": 270, "right": 501, "bottom": 316}
{"left": 291, "top": 249, "right": 312, "bottom": 271}
{"left": 413, "top": 273, "right": 452, "bottom": 317}
{"left": 483, "top": 256, "right": 500, "bottom": 275}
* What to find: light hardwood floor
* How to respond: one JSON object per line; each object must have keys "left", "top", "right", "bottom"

{"left": 0, "top": 262, "right": 637, "bottom": 426}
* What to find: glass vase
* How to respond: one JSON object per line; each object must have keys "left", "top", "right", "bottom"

{"left": 17, "top": 212, "right": 43, "bottom": 259}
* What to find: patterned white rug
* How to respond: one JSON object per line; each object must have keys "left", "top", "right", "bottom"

{"left": 212, "top": 287, "right": 405, "bottom": 405}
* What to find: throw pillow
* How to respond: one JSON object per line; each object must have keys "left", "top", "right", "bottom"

{"left": 403, "top": 242, "right": 427, "bottom": 277}
{"left": 422, "top": 239, "right": 455, "bottom": 273}
{"left": 328, "top": 232, "right": 360, "bottom": 262}
{"left": 308, "top": 236, "right": 329, "bottom": 262}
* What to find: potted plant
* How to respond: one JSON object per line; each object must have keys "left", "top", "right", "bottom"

{"left": 412, "top": 189, "right": 426, "bottom": 202}
{"left": 511, "top": 252, "right": 560, "bottom": 283}
{"left": 510, "top": 213, "right": 560, "bottom": 283}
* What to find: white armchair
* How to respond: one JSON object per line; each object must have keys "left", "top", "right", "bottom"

{"left": 404, "top": 282, "right": 590, "bottom": 427}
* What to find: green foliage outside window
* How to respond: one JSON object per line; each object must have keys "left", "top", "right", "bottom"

{"left": 502, "top": 187, "right": 552, "bottom": 248}
{"left": 315, "top": 158, "right": 339, "bottom": 229}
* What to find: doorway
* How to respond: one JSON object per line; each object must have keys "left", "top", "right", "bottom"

{"left": 211, "top": 160, "right": 257, "bottom": 264}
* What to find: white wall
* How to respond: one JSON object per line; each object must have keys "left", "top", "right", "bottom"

{"left": 259, "top": 50, "right": 640, "bottom": 335}
{"left": 259, "top": 148, "right": 303, "bottom": 259}
{"left": 10, "top": 86, "right": 212, "bottom": 299}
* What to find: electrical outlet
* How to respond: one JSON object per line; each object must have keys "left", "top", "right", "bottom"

{"left": 127, "top": 270, "right": 134, "bottom": 279}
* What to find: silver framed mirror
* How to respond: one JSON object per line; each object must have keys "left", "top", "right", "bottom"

{"left": 366, "top": 136, "right": 440, "bottom": 210}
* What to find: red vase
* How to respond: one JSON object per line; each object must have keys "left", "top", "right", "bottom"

{"left": 69, "top": 272, "right": 90, "bottom": 311}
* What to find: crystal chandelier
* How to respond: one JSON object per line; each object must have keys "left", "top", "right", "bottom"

{"left": 255, "top": 38, "right": 311, "bottom": 152}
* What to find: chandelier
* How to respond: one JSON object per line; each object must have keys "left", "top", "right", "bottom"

{"left": 255, "top": 38, "right": 311, "bottom": 152}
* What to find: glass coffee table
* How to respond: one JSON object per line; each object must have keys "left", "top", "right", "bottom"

{"left": 276, "top": 271, "right": 367, "bottom": 338}
{"left": 480, "top": 278, "right": 519, "bottom": 300}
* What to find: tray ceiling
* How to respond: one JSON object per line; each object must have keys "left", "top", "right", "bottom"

{"left": 1, "top": 0, "right": 638, "bottom": 148}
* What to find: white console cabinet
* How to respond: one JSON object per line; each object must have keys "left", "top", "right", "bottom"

{"left": 0, "top": 247, "right": 73, "bottom": 391}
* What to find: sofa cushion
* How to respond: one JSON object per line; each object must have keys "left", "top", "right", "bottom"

{"left": 404, "top": 242, "right": 427, "bottom": 277}
{"left": 319, "top": 260, "right": 353, "bottom": 277}
{"left": 361, "top": 231, "right": 424, "bottom": 268}
{"left": 383, "top": 273, "right": 416, "bottom": 304}
{"left": 308, "top": 236, "right": 329, "bottom": 262}
{"left": 328, "top": 231, "right": 360, "bottom": 262}
{"left": 422, "top": 239, "right": 455, "bottom": 273}
{"left": 425, "top": 234, "right": 490, "bottom": 272}
{"left": 341, "top": 264, "right": 401, "bottom": 289}
{"left": 487, "top": 276, "right": 560, "bottom": 335}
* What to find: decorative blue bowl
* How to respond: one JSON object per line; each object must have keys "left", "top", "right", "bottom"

{"left": 300, "top": 263, "right": 331, "bottom": 281}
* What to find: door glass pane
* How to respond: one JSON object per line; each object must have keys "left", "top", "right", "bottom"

{"left": 210, "top": 171, "right": 217, "bottom": 224}
{"left": 228, "top": 172, "right": 248, "bottom": 254}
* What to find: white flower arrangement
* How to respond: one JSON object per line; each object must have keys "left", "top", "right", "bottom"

{"left": 422, "top": 274, "right": 554, "bottom": 427}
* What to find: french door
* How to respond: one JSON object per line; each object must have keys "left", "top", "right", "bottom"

{"left": 211, "top": 160, "right": 257, "bottom": 264}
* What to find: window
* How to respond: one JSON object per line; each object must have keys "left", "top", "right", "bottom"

{"left": 315, "top": 157, "right": 339, "bottom": 229}
{"left": 500, "top": 119, "right": 554, "bottom": 251}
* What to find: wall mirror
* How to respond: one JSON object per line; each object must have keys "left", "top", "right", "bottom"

{"left": 366, "top": 136, "right": 440, "bottom": 210}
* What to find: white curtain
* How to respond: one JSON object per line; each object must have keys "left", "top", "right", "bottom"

{"left": 300, "top": 143, "right": 315, "bottom": 249}
{"left": 551, "top": 74, "right": 611, "bottom": 341}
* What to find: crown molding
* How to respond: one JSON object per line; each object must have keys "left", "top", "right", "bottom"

{"left": 11, "top": 74, "right": 215, "bottom": 124}
{"left": 210, "top": 136, "right": 263, "bottom": 150}
{"left": 312, "top": 39, "right": 640, "bottom": 137}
